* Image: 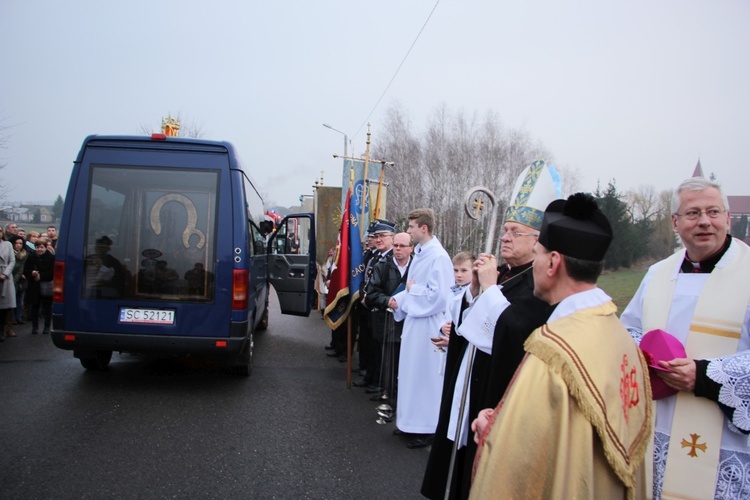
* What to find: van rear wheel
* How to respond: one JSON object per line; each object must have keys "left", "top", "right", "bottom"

{"left": 78, "top": 351, "right": 112, "bottom": 371}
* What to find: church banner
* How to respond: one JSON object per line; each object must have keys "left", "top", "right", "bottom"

{"left": 314, "top": 186, "right": 342, "bottom": 269}
{"left": 324, "top": 180, "right": 365, "bottom": 330}
{"left": 340, "top": 159, "right": 386, "bottom": 240}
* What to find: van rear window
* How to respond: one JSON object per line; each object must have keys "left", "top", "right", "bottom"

{"left": 84, "top": 165, "right": 219, "bottom": 302}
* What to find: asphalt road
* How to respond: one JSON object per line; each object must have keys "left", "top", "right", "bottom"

{"left": 0, "top": 294, "right": 430, "bottom": 499}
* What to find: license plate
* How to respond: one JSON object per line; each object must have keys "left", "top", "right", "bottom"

{"left": 119, "top": 308, "right": 175, "bottom": 325}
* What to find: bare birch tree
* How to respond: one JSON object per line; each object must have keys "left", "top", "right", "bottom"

{"left": 650, "top": 189, "right": 678, "bottom": 259}
{"left": 625, "top": 184, "right": 660, "bottom": 222}
{"left": 373, "top": 103, "right": 551, "bottom": 256}
{"left": 623, "top": 185, "right": 677, "bottom": 262}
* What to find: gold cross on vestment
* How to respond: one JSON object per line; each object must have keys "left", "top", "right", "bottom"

{"left": 681, "top": 433, "right": 707, "bottom": 457}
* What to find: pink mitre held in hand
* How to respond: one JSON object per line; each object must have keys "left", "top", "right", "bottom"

{"left": 639, "top": 329, "right": 687, "bottom": 400}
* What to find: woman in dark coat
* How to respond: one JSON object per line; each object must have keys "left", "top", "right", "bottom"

{"left": 23, "top": 239, "right": 55, "bottom": 334}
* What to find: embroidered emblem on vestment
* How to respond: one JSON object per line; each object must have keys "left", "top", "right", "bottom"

{"left": 620, "top": 354, "right": 640, "bottom": 423}
{"left": 681, "top": 433, "right": 707, "bottom": 458}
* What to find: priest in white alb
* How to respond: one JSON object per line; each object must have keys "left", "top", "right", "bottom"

{"left": 621, "top": 177, "right": 750, "bottom": 499}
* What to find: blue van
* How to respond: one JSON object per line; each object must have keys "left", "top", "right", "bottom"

{"left": 51, "top": 134, "right": 316, "bottom": 375}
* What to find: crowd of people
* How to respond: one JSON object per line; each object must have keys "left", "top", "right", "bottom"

{"left": 321, "top": 165, "right": 750, "bottom": 499}
{"left": 0, "top": 223, "right": 59, "bottom": 341}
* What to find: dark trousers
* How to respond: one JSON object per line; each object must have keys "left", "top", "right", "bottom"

{"left": 30, "top": 298, "right": 52, "bottom": 332}
{"left": 368, "top": 338, "right": 383, "bottom": 386}
{"left": 380, "top": 340, "right": 400, "bottom": 402}
{"left": 356, "top": 306, "right": 372, "bottom": 373}
{"left": 332, "top": 324, "right": 347, "bottom": 355}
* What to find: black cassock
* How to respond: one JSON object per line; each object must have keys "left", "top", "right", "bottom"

{"left": 421, "top": 262, "right": 554, "bottom": 500}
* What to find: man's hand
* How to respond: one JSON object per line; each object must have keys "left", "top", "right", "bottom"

{"left": 472, "top": 408, "right": 495, "bottom": 445}
{"left": 657, "top": 358, "right": 697, "bottom": 392}
{"left": 388, "top": 297, "right": 398, "bottom": 310}
{"left": 433, "top": 333, "right": 450, "bottom": 348}
{"left": 440, "top": 321, "right": 452, "bottom": 336}
{"left": 476, "top": 253, "right": 499, "bottom": 291}
{"left": 470, "top": 263, "right": 481, "bottom": 298}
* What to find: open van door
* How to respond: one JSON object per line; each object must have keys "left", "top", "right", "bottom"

{"left": 267, "top": 214, "right": 317, "bottom": 316}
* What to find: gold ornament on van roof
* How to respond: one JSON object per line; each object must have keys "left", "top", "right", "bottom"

{"left": 162, "top": 115, "right": 181, "bottom": 137}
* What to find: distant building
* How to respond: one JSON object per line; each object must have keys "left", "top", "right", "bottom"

{"left": 692, "top": 159, "right": 705, "bottom": 178}
{"left": 1, "top": 204, "right": 54, "bottom": 223}
{"left": 728, "top": 196, "right": 750, "bottom": 243}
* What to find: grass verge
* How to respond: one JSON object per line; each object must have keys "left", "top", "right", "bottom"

{"left": 598, "top": 268, "right": 647, "bottom": 314}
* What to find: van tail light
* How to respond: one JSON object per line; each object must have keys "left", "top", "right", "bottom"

{"left": 232, "top": 270, "right": 248, "bottom": 311}
{"left": 53, "top": 261, "right": 65, "bottom": 303}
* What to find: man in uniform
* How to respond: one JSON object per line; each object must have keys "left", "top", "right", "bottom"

{"left": 422, "top": 160, "right": 558, "bottom": 499}
{"left": 364, "top": 232, "right": 412, "bottom": 406}
{"left": 389, "top": 208, "right": 453, "bottom": 449}
{"left": 471, "top": 193, "right": 652, "bottom": 499}
{"left": 356, "top": 221, "right": 395, "bottom": 391}
{"left": 621, "top": 177, "right": 750, "bottom": 498}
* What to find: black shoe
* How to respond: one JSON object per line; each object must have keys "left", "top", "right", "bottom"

{"left": 407, "top": 434, "right": 434, "bottom": 449}
{"left": 370, "top": 393, "right": 387, "bottom": 401}
{"left": 339, "top": 356, "right": 348, "bottom": 362}
{"left": 392, "top": 428, "right": 409, "bottom": 436}
{"left": 31, "top": 330, "right": 39, "bottom": 335}
{"left": 42, "top": 330, "right": 50, "bottom": 335}
{"left": 365, "top": 386, "right": 383, "bottom": 394}
{"left": 352, "top": 379, "right": 372, "bottom": 388}
{"left": 326, "top": 352, "right": 340, "bottom": 357}
{"left": 324, "top": 345, "right": 335, "bottom": 350}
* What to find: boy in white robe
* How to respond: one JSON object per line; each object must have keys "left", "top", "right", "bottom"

{"left": 390, "top": 208, "right": 454, "bottom": 449}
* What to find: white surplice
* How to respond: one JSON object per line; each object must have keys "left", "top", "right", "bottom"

{"left": 391, "top": 236, "right": 454, "bottom": 434}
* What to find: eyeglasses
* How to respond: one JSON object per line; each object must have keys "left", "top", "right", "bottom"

{"left": 675, "top": 209, "right": 726, "bottom": 220}
{"left": 392, "top": 244, "right": 412, "bottom": 248}
{"left": 500, "top": 230, "right": 539, "bottom": 239}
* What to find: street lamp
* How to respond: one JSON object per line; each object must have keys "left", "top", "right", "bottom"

{"left": 322, "top": 123, "right": 349, "bottom": 157}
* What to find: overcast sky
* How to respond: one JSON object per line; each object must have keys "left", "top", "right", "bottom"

{"left": 1, "top": 0, "right": 747, "bottom": 208}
